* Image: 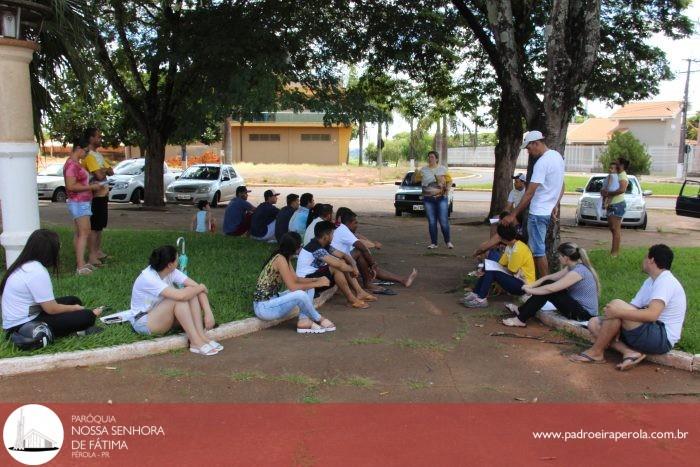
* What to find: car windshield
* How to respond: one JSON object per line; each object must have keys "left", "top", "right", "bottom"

{"left": 585, "top": 176, "right": 639, "bottom": 194}
{"left": 114, "top": 162, "right": 144, "bottom": 175}
{"left": 401, "top": 172, "right": 421, "bottom": 187}
{"left": 38, "top": 164, "right": 64, "bottom": 176}
{"left": 180, "top": 166, "right": 220, "bottom": 180}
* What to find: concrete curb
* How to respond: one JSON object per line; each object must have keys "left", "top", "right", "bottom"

{"left": 536, "top": 310, "right": 698, "bottom": 372}
{"left": 0, "top": 288, "right": 338, "bottom": 377}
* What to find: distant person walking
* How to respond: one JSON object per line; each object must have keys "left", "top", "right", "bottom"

{"left": 63, "top": 138, "right": 102, "bottom": 275}
{"left": 412, "top": 151, "right": 453, "bottom": 249}
{"left": 503, "top": 131, "right": 565, "bottom": 277}
{"left": 603, "top": 157, "right": 629, "bottom": 257}
{"left": 82, "top": 128, "right": 113, "bottom": 266}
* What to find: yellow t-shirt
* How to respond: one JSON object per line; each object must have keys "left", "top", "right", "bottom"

{"left": 83, "top": 150, "right": 111, "bottom": 175}
{"left": 610, "top": 171, "right": 628, "bottom": 205}
{"left": 499, "top": 240, "right": 536, "bottom": 285}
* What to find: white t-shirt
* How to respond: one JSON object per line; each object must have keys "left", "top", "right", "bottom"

{"left": 304, "top": 217, "right": 323, "bottom": 246}
{"left": 130, "top": 267, "right": 188, "bottom": 313}
{"left": 1, "top": 261, "right": 55, "bottom": 329}
{"left": 529, "top": 149, "right": 565, "bottom": 216}
{"left": 507, "top": 188, "right": 525, "bottom": 208}
{"left": 330, "top": 223, "right": 358, "bottom": 255}
{"left": 419, "top": 165, "right": 447, "bottom": 186}
{"left": 630, "top": 270, "right": 687, "bottom": 346}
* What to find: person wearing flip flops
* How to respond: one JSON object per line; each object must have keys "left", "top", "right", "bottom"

{"left": 1, "top": 230, "right": 105, "bottom": 342}
{"left": 63, "top": 138, "right": 104, "bottom": 276}
{"left": 570, "top": 244, "right": 687, "bottom": 371}
{"left": 129, "top": 245, "right": 222, "bottom": 356}
{"left": 253, "top": 232, "right": 336, "bottom": 334}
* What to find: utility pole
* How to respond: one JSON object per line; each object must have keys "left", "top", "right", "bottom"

{"left": 677, "top": 58, "right": 700, "bottom": 179}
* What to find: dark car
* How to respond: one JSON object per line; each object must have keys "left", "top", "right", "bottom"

{"left": 394, "top": 171, "right": 454, "bottom": 216}
{"left": 676, "top": 178, "right": 700, "bottom": 218}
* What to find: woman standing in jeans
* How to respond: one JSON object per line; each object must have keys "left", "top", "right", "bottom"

{"left": 412, "top": 151, "right": 453, "bottom": 249}
{"left": 602, "top": 157, "right": 629, "bottom": 257}
{"left": 253, "top": 232, "right": 336, "bottom": 334}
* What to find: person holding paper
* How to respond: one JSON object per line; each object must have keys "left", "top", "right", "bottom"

{"left": 502, "top": 242, "right": 600, "bottom": 327}
{"left": 462, "top": 224, "right": 535, "bottom": 308}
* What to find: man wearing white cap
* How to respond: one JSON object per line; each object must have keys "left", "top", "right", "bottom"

{"left": 503, "top": 130, "right": 565, "bottom": 277}
{"left": 507, "top": 173, "right": 527, "bottom": 212}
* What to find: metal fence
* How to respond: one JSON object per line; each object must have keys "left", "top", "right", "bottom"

{"left": 447, "top": 145, "right": 697, "bottom": 176}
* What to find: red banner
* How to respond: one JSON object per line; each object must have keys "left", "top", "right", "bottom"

{"left": 1, "top": 404, "right": 698, "bottom": 466}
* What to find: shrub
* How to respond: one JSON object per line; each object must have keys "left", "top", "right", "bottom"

{"left": 599, "top": 132, "right": 651, "bottom": 175}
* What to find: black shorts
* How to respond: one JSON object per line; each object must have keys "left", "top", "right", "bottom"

{"left": 305, "top": 266, "right": 335, "bottom": 298}
{"left": 620, "top": 321, "right": 673, "bottom": 355}
{"left": 90, "top": 196, "right": 109, "bottom": 231}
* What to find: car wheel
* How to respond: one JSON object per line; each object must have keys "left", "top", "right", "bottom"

{"left": 395, "top": 208, "right": 402, "bottom": 216}
{"left": 448, "top": 202, "right": 453, "bottom": 217}
{"left": 52, "top": 187, "right": 67, "bottom": 203}
{"left": 211, "top": 191, "right": 221, "bottom": 208}
{"left": 130, "top": 188, "right": 144, "bottom": 204}
{"left": 638, "top": 214, "right": 647, "bottom": 230}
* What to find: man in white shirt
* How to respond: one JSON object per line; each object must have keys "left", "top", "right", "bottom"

{"left": 503, "top": 131, "right": 565, "bottom": 277}
{"left": 571, "top": 244, "right": 686, "bottom": 371}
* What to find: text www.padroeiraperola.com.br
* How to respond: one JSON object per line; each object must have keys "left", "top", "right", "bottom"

{"left": 532, "top": 429, "right": 689, "bottom": 442}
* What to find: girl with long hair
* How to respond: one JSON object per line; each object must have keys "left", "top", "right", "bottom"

{"left": 502, "top": 242, "right": 601, "bottom": 327}
{"left": 1, "top": 229, "right": 103, "bottom": 340}
{"left": 253, "top": 232, "right": 335, "bottom": 334}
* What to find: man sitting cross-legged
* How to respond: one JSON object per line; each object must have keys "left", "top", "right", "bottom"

{"left": 296, "top": 220, "right": 377, "bottom": 309}
{"left": 570, "top": 244, "right": 687, "bottom": 371}
{"left": 332, "top": 209, "right": 417, "bottom": 294}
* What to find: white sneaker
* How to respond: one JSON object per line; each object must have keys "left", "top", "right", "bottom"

{"left": 504, "top": 303, "right": 520, "bottom": 315}
{"left": 427, "top": 244, "right": 438, "bottom": 249}
{"left": 447, "top": 242, "right": 454, "bottom": 249}
{"left": 190, "top": 343, "right": 219, "bottom": 356}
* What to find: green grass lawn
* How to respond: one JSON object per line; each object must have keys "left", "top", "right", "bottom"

{"left": 589, "top": 247, "right": 699, "bottom": 354}
{"left": 0, "top": 228, "right": 270, "bottom": 358}
{"left": 458, "top": 175, "right": 684, "bottom": 196}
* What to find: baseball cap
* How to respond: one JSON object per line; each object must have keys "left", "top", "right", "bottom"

{"left": 512, "top": 173, "right": 526, "bottom": 182}
{"left": 520, "top": 130, "right": 544, "bottom": 149}
{"left": 264, "top": 189, "right": 280, "bottom": 199}
{"left": 236, "top": 186, "right": 251, "bottom": 195}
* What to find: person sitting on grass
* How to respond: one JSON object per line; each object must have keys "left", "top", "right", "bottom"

{"left": 253, "top": 232, "right": 336, "bottom": 334}
{"left": 1, "top": 229, "right": 104, "bottom": 343}
{"left": 570, "top": 244, "right": 686, "bottom": 370}
{"left": 223, "top": 186, "right": 254, "bottom": 236}
{"left": 275, "top": 193, "right": 299, "bottom": 243}
{"left": 192, "top": 200, "right": 214, "bottom": 233}
{"left": 130, "top": 245, "right": 222, "bottom": 356}
{"left": 332, "top": 209, "right": 417, "bottom": 295}
{"left": 304, "top": 203, "right": 333, "bottom": 246}
{"left": 250, "top": 189, "right": 280, "bottom": 243}
{"left": 289, "top": 192, "right": 315, "bottom": 236}
{"left": 502, "top": 242, "right": 600, "bottom": 327}
{"left": 296, "top": 220, "right": 377, "bottom": 309}
{"left": 462, "top": 223, "right": 535, "bottom": 308}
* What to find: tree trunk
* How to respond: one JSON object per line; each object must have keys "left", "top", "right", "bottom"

{"left": 144, "top": 134, "right": 166, "bottom": 207}
{"left": 376, "top": 121, "right": 383, "bottom": 167}
{"left": 490, "top": 94, "right": 524, "bottom": 219}
{"left": 440, "top": 115, "right": 448, "bottom": 166}
{"left": 433, "top": 122, "right": 440, "bottom": 153}
{"left": 409, "top": 118, "right": 414, "bottom": 161}
{"left": 358, "top": 120, "right": 364, "bottom": 166}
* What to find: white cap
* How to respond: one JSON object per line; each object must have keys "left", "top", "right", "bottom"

{"left": 521, "top": 130, "right": 544, "bottom": 149}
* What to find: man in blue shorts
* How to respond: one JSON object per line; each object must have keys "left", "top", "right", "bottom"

{"left": 570, "top": 244, "right": 687, "bottom": 371}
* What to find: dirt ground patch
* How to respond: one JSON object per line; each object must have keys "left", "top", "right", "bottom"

{"left": 1, "top": 199, "right": 699, "bottom": 403}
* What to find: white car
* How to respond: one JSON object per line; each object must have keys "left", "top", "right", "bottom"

{"left": 575, "top": 173, "right": 651, "bottom": 229}
{"left": 108, "top": 159, "right": 176, "bottom": 204}
{"left": 37, "top": 163, "right": 67, "bottom": 202}
{"left": 165, "top": 164, "right": 244, "bottom": 207}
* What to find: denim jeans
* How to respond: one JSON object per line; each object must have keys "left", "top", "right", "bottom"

{"left": 527, "top": 214, "right": 551, "bottom": 257}
{"left": 423, "top": 196, "right": 450, "bottom": 244}
{"left": 253, "top": 290, "right": 322, "bottom": 322}
{"left": 474, "top": 271, "right": 525, "bottom": 299}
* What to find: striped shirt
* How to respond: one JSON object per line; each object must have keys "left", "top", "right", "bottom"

{"left": 567, "top": 263, "right": 599, "bottom": 316}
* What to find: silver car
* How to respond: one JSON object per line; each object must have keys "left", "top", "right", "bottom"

{"left": 575, "top": 174, "right": 651, "bottom": 229}
{"left": 37, "top": 163, "right": 67, "bottom": 202}
{"left": 165, "top": 164, "right": 244, "bottom": 207}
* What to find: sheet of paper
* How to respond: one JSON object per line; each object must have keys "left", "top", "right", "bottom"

{"left": 489, "top": 218, "right": 500, "bottom": 225}
{"left": 484, "top": 259, "right": 511, "bottom": 275}
{"left": 541, "top": 301, "right": 557, "bottom": 311}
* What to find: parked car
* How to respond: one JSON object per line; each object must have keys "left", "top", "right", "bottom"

{"left": 108, "top": 159, "right": 176, "bottom": 204}
{"left": 675, "top": 178, "right": 700, "bottom": 218}
{"left": 165, "top": 164, "right": 244, "bottom": 207}
{"left": 394, "top": 171, "right": 455, "bottom": 216}
{"left": 37, "top": 163, "right": 67, "bottom": 202}
{"left": 574, "top": 174, "right": 650, "bottom": 229}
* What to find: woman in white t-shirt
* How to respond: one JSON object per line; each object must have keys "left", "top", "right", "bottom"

{"left": 1, "top": 229, "right": 104, "bottom": 341}
{"left": 412, "top": 151, "right": 453, "bottom": 249}
{"left": 129, "top": 245, "right": 221, "bottom": 356}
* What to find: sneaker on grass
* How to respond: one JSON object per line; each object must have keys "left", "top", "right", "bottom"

{"left": 462, "top": 297, "right": 488, "bottom": 308}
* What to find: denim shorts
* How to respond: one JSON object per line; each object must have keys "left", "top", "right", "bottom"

{"left": 527, "top": 214, "right": 551, "bottom": 257}
{"left": 130, "top": 313, "right": 151, "bottom": 335}
{"left": 67, "top": 201, "right": 92, "bottom": 220}
{"left": 620, "top": 321, "right": 672, "bottom": 355}
{"left": 607, "top": 201, "right": 626, "bottom": 218}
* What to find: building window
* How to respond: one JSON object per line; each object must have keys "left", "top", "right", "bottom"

{"left": 301, "top": 133, "right": 331, "bottom": 142}
{"left": 249, "top": 134, "right": 281, "bottom": 141}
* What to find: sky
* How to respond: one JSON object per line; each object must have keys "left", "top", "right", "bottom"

{"left": 352, "top": 2, "right": 700, "bottom": 149}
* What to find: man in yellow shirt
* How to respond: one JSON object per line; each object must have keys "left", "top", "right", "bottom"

{"left": 462, "top": 223, "right": 535, "bottom": 308}
{"left": 82, "top": 128, "right": 113, "bottom": 265}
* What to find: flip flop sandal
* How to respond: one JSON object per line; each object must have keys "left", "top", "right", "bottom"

{"left": 317, "top": 319, "right": 336, "bottom": 332}
{"left": 361, "top": 295, "right": 378, "bottom": 302}
{"left": 190, "top": 343, "right": 219, "bottom": 355}
{"left": 76, "top": 267, "right": 93, "bottom": 276}
{"left": 372, "top": 281, "right": 396, "bottom": 286}
{"left": 617, "top": 354, "right": 646, "bottom": 371}
{"left": 350, "top": 301, "right": 370, "bottom": 309}
{"left": 569, "top": 352, "right": 606, "bottom": 364}
{"left": 297, "top": 322, "right": 326, "bottom": 334}
{"left": 374, "top": 288, "right": 398, "bottom": 296}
